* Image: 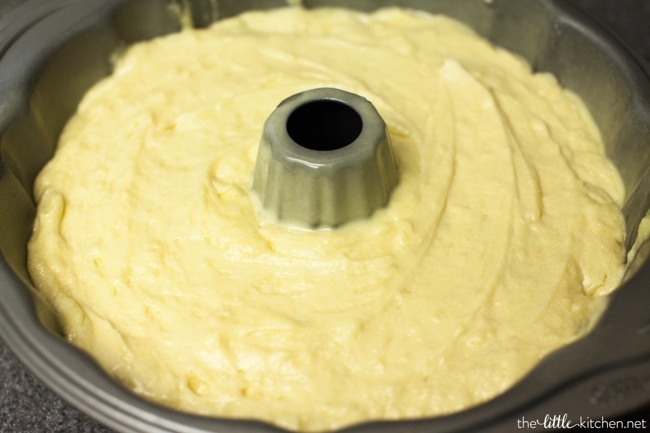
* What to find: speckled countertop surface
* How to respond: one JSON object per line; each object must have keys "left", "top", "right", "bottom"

{"left": 1, "top": 1, "right": 649, "bottom": 432}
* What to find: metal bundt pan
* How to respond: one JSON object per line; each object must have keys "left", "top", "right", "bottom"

{"left": 0, "top": 0, "right": 649, "bottom": 432}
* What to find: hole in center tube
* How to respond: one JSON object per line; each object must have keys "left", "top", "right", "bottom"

{"left": 287, "top": 99, "right": 363, "bottom": 151}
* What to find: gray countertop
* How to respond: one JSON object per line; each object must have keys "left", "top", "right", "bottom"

{"left": 1, "top": 0, "right": 649, "bottom": 432}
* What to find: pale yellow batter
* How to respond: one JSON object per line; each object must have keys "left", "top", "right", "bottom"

{"left": 28, "top": 7, "right": 628, "bottom": 432}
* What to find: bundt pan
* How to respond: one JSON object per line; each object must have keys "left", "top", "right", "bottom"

{"left": 1, "top": 0, "right": 649, "bottom": 431}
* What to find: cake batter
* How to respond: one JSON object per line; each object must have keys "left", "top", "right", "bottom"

{"left": 28, "top": 7, "right": 628, "bottom": 431}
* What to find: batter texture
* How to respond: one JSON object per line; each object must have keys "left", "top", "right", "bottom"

{"left": 28, "top": 7, "right": 627, "bottom": 431}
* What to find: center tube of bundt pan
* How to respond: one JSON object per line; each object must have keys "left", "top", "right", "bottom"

{"left": 252, "top": 87, "right": 398, "bottom": 228}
